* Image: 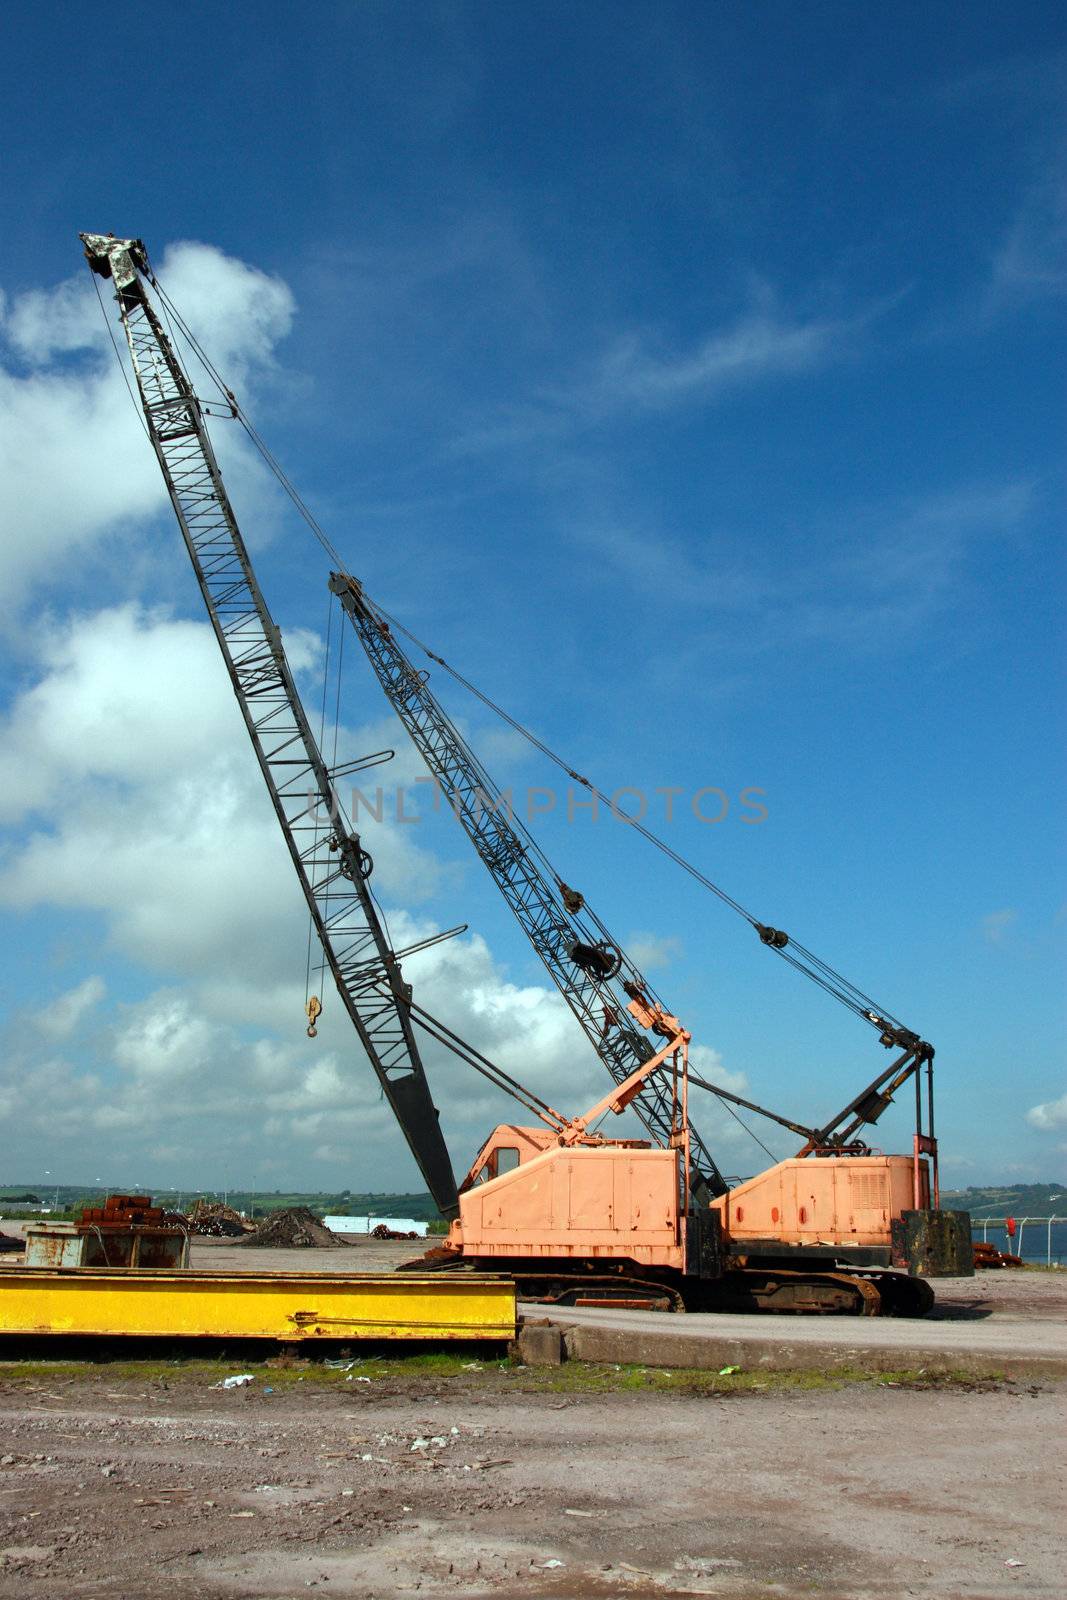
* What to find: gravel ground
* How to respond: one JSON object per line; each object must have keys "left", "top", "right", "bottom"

{"left": 0, "top": 1363, "right": 1062, "bottom": 1599}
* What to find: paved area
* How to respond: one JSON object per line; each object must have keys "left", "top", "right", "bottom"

{"left": 541, "top": 1298, "right": 1067, "bottom": 1378}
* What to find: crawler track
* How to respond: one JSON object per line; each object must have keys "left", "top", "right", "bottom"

{"left": 402, "top": 1251, "right": 936, "bottom": 1317}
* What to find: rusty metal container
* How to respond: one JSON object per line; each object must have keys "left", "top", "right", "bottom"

{"left": 23, "top": 1195, "right": 190, "bottom": 1271}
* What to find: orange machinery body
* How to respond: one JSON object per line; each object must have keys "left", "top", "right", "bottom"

{"left": 445, "top": 1124, "right": 925, "bottom": 1268}
{"left": 449, "top": 1126, "right": 687, "bottom": 1268}
{"left": 716, "top": 1153, "right": 926, "bottom": 1251}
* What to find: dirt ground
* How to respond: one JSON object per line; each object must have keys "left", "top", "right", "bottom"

{"left": 1, "top": 1238, "right": 1064, "bottom": 1597}
{"left": 0, "top": 1356, "right": 1063, "bottom": 1600}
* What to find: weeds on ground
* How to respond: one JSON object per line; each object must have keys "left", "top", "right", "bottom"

{"left": 0, "top": 1348, "right": 1006, "bottom": 1396}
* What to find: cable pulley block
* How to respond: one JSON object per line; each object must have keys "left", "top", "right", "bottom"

{"left": 567, "top": 939, "right": 622, "bottom": 982}
{"left": 757, "top": 923, "right": 789, "bottom": 948}
{"left": 340, "top": 847, "right": 374, "bottom": 881}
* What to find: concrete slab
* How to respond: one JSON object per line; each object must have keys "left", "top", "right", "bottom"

{"left": 535, "top": 1302, "right": 1067, "bottom": 1378}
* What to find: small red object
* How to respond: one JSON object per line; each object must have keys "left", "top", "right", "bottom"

{"left": 1005, "top": 1215, "right": 1016, "bottom": 1238}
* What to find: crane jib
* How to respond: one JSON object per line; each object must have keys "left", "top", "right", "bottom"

{"left": 80, "top": 232, "right": 459, "bottom": 1218}
{"left": 328, "top": 573, "right": 731, "bottom": 1202}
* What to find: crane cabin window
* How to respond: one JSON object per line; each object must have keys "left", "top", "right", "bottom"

{"left": 472, "top": 1145, "right": 521, "bottom": 1184}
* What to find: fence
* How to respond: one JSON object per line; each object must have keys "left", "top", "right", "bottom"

{"left": 970, "top": 1216, "right": 1066, "bottom": 1267}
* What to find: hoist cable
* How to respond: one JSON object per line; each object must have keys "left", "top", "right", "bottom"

{"left": 368, "top": 597, "right": 762, "bottom": 927}
{"left": 363, "top": 596, "right": 897, "bottom": 1027}
{"left": 704, "top": 1093, "right": 781, "bottom": 1164}
{"left": 91, "top": 273, "right": 150, "bottom": 440}
{"left": 304, "top": 594, "right": 337, "bottom": 1008}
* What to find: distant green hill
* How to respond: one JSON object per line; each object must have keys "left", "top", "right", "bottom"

{"left": 942, "top": 1182, "right": 1067, "bottom": 1217}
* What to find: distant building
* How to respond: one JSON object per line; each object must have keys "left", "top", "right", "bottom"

{"left": 323, "top": 1215, "right": 428, "bottom": 1237}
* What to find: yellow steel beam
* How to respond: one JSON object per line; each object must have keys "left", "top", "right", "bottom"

{"left": 0, "top": 1269, "right": 515, "bottom": 1342}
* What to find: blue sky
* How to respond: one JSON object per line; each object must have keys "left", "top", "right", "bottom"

{"left": 0, "top": 3, "right": 1064, "bottom": 1195}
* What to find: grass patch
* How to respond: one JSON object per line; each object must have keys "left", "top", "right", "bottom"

{"left": 0, "top": 1347, "right": 1007, "bottom": 1396}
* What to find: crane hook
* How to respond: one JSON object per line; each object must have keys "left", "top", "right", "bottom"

{"left": 305, "top": 995, "right": 322, "bottom": 1038}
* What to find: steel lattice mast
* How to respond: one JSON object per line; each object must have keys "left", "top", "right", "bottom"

{"left": 330, "top": 573, "right": 729, "bottom": 1200}
{"left": 81, "top": 233, "right": 458, "bottom": 1217}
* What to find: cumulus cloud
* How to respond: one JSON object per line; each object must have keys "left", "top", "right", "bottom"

{"left": 0, "top": 239, "right": 738, "bottom": 1193}
{"left": 1026, "top": 1093, "right": 1067, "bottom": 1133}
{"left": 0, "top": 604, "right": 697, "bottom": 1185}
{"left": 0, "top": 934, "right": 750, "bottom": 1189}
{"left": 0, "top": 605, "right": 446, "bottom": 990}
{"left": 0, "top": 240, "right": 294, "bottom": 605}
{"left": 0, "top": 923, "right": 601, "bottom": 1189}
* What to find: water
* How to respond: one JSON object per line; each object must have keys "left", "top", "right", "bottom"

{"left": 969, "top": 1218, "right": 1067, "bottom": 1266}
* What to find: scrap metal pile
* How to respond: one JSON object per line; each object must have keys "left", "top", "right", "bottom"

{"left": 973, "top": 1240, "right": 1024, "bottom": 1269}
{"left": 162, "top": 1200, "right": 255, "bottom": 1238}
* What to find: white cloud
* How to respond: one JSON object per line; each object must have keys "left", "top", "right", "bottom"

{"left": 626, "top": 931, "right": 683, "bottom": 972}
{"left": 2, "top": 604, "right": 734, "bottom": 1185}
{"left": 679, "top": 1045, "right": 776, "bottom": 1170}
{"left": 0, "top": 240, "right": 294, "bottom": 606}
{"left": 39, "top": 976, "right": 107, "bottom": 1042}
{"left": 0, "top": 924, "right": 608, "bottom": 1190}
{"left": 585, "top": 308, "right": 841, "bottom": 412}
{"left": 0, "top": 605, "right": 448, "bottom": 988}
{"left": 1026, "top": 1093, "right": 1067, "bottom": 1133}
{"left": 0, "top": 949, "right": 747, "bottom": 1191}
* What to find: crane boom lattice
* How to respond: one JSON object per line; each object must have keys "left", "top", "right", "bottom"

{"left": 80, "top": 233, "right": 458, "bottom": 1217}
{"left": 330, "top": 574, "right": 729, "bottom": 1200}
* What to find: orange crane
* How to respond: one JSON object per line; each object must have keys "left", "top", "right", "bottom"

{"left": 82, "top": 232, "right": 972, "bottom": 1316}
{"left": 330, "top": 573, "right": 972, "bottom": 1314}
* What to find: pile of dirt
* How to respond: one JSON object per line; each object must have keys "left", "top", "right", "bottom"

{"left": 241, "top": 1206, "right": 349, "bottom": 1248}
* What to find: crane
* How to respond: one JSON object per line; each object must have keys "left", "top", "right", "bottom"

{"left": 82, "top": 231, "right": 971, "bottom": 1315}
{"left": 80, "top": 232, "right": 459, "bottom": 1218}
{"left": 327, "top": 574, "right": 938, "bottom": 1173}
